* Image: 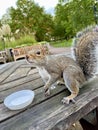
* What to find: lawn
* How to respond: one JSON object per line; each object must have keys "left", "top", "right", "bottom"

{"left": 0, "top": 38, "right": 73, "bottom": 51}
{"left": 50, "top": 39, "right": 72, "bottom": 47}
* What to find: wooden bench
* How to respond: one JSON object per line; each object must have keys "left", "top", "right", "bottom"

{"left": 0, "top": 51, "right": 7, "bottom": 63}
{"left": 12, "top": 45, "right": 41, "bottom": 61}
{"left": 0, "top": 59, "right": 98, "bottom": 130}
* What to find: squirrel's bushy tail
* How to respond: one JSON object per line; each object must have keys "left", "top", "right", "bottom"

{"left": 73, "top": 25, "right": 98, "bottom": 79}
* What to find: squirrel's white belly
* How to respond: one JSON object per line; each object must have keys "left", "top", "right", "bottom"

{"left": 37, "top": 67, "right": 50, "bottom": 83}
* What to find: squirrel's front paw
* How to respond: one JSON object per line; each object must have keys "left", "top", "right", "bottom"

{"left": 44, "top": 88, "right": 50, "bottom": 96}
{"left": 62, "top": 97, "right": 75, "bottom": 104}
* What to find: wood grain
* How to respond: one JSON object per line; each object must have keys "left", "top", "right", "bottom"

{"left": 0, "top": 51, "right": 98, "bottom": 130}
{"left": 0, "top": 78, "right": 98, "bottom": 130}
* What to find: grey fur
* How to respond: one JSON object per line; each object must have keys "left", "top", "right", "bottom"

{"left": 73, "top": 25, "right": 98, "bottom": 79}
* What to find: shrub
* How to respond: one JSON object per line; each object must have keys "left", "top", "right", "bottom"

{"left": 5, "top": 35, "right": 36, "bottom": 49}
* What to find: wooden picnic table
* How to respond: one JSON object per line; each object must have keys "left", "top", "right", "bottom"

{"left": 0, "top": 49, "right": 98, "bottom": 130}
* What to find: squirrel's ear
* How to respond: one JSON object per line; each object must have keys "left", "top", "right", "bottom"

{"left": 40, "top": 44, "right": 49, "bottom": 55}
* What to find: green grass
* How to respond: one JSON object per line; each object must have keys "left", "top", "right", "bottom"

{"left": 38, "top": 39, "right": 73, "bottom": 47}
{"left": 0, "top": 37, "right": 73, "bottom": 51}
{"left": 0, "top": 35, "right": 37, "bottom": 50}
{"left": 50, "top": 39, "right": 73, "bottom": 47}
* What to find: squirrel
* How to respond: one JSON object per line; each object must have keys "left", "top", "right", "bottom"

{"left": 26, "top": 25, "right": 98, "bottom": 104}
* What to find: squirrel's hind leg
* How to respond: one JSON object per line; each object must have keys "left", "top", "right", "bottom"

{"left": 62, "top": 91, "right": 79, "bottom": 104}
{"left": 62, "top": 70, "right": 79, "bottom": 104}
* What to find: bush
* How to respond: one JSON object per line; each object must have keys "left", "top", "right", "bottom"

{"left": 4, "top": 35, "right": 37, "bottom": 49}
{"left": 0, "top": 41, "right": 5, "bottom": 50}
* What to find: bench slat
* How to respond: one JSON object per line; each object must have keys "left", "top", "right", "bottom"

{"left": 0, "top": 78, "right": 98, "bottom": 130}
{"left": 0, "top": 85, "right": 67, "bottom": 122}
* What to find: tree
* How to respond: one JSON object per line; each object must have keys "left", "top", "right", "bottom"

{"left": 8, "top": 0, "right": 54, "bottom": 41}
{"left": 54, "top": 0, "right": 95, "bottom": 39}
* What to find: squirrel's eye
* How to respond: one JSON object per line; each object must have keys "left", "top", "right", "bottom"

{"left": 36, "top": 51, "right": 40, "bottom": 55}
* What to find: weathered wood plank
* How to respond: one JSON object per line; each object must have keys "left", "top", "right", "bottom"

{"left": 0, "top": 60, "right": 27, "bottom": 74}
{"left": 2, "top": 68, "right": 38, "bottom": 84}
{"left": 0, "top": 64, "right": 7, "bottom": 70}
{"left": 35, "top": 78, "right": 98, "bottom": 130}
{"left": 3, "top": 67, "right": 30, "bottom": 83}
{"left": 0, "top": 92, "right": 67, "bottom": 130}
{"left": 0, "top": 85, "right": 67, "bottom": 122}
{"left": 0, "top": 78, "right": 98, "bottom": 130}
{"left": 0, "top": 60, "right": 29, "bottom": 83}
{"left": 0, "top": 72, "right": 41, "bottom": 92}
{"left": 0, "top": 77, "right": 44, "bottom": 103}
{"left": 0, "top": 63, "right": 14, "bottom": 74}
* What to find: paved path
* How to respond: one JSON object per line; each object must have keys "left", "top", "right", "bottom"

{"left": 49, "top": 46, "right": 72, "bottom": 57}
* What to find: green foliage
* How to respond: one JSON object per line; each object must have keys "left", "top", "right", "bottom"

{"left": 70, "top": 0, "right": 94, "bottom": 30}
{"left": 4, "top": 35, "right": 36, "bottom": 49}
{"left": 0, "top": 41, "right": 5, "bottom": 50}
{"left": 8, "top": 0, "right": 54, "bottom": 41}
{"left": 0, "top": 0, "right": 97, "bottom": 44}
{"left": 54, "top": 0, "right": 96, "bottom": 39}
{"left": 17, "top": 35, "right": 36, "bottom": 45}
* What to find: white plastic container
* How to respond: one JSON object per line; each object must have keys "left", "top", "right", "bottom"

{"left": 4, "top": 90, "right": 35, "bottom": 110}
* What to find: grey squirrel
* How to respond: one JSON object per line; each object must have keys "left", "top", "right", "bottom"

{"left": 26, "top": 25, "right": 98, "bottom": 104}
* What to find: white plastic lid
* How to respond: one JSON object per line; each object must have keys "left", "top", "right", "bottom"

{"left": 4, "top": 90, "right": 35, "bottom": 110}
